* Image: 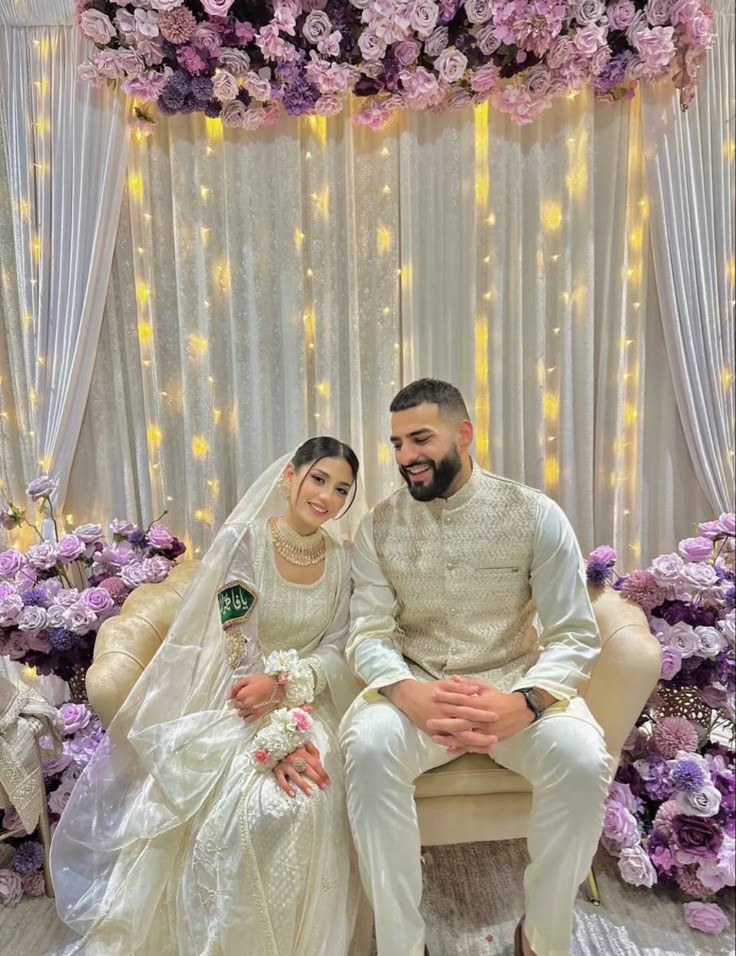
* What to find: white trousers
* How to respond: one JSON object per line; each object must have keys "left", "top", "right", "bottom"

{"left": 341, "top": 696, "right": 614, "bottom": 956}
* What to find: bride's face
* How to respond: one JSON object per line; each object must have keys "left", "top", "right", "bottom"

{"left": 285, "top": 457, "right": 354, "bottom": 531}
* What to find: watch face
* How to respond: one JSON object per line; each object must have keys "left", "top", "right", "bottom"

{"left": 528, "top": 688, "right": 546, "bottom": 711}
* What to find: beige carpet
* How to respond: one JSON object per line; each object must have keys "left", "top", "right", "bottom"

{"left": 1, "top": 841, "right": 734, "bottom": 956}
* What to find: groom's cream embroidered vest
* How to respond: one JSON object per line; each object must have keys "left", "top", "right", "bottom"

{"left": 372, "top": 466, "right": 542, "bottom": 692}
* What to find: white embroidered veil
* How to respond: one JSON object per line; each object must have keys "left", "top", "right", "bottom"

{"left": 51, "top": 446, "right": 363, "bottom": 935}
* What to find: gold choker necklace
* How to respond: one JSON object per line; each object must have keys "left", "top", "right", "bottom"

{"left": 270, "top": 517, "right": 326, "bottom": 567}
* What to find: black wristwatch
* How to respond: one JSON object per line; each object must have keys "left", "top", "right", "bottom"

{"left": 514, "top": 687, "right": 547, "bottom": 723}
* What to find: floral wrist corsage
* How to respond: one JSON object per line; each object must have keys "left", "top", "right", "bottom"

{"left": 263, "top": 649, "right": 315, "bottom": 708}
{"left": 251, "top": 705, "right": 313, "bottom": 771}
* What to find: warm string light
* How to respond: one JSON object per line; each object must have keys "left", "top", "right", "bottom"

{"left": 474, "top": 102, "right": 491, "bottom": 469}
{"left": 611, "top": 93, "right": 647, "bottom": 566}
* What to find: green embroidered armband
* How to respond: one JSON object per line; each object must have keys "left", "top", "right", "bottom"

{"left": 217, "top": 579, "right": 256, "bottom": 669}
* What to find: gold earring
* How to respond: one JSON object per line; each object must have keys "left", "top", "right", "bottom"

{"left": 279, "top": 478, "right": 291, "bottom": 499}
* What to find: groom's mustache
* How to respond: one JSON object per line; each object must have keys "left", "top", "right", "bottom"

{"left": 400, "top": 458, "right": 435, "bottom": 474}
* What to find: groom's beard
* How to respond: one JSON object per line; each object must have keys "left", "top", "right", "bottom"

{"left": 399, "top": 446, "right": 463, "bottom": 502}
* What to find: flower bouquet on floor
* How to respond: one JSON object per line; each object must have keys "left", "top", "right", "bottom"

{"left": 0, "top": 475, "right": 186, "bottom": 688}
{"left": 0, "top": 700, "right": 105, "bottom": 907}
{"left": 586, "top": 513, "right": 735, "bottom": 935}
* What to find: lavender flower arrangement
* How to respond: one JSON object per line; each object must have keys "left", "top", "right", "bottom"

{"left": 0, "top": 475, "right": 186, "bottom": 682}
{"left": 586, "top": 513, "right": 735, "bottom": 935}
{"left": 74, "top": 0, "right": 715, "bottom": 130}
{"left": 0, "top": 701, "right": 106, "bottom": 906}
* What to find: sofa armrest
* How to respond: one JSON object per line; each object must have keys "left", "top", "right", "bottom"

{"left": 585, "top": 587, "right": 662, "bottom": 757}
{"left": 86, "top": 561, "right": 200, "bottom": 728}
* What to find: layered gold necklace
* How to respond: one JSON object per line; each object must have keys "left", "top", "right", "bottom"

{"left": 270, "top": 516, "right": 326, "bottom": 566}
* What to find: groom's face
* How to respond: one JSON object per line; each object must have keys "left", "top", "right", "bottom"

{"left": 390, "top": 403, "right": 464, "bottom": 502}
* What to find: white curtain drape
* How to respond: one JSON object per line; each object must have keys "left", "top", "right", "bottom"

{"left": 0, "top": 0, "right": 128, "bottom": 516}
{"left": 0, "top": 4, "right": 730, "bottom": 569}
{"left": 62, "top": 90, "right": 715, "bottom": 567}
{"left": 641, "top": 0, "right": 735, "bottom": 514}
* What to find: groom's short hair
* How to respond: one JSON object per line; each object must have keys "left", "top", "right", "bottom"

{"left": 390, "top": 378, "right": 470, "bottom": 423}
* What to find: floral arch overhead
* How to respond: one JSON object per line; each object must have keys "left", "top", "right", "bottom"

{"left": 76, "top": 0, "right": 716, "bottom": 130}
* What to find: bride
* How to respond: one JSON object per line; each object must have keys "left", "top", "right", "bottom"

{"left": 50, "top": 437, "right": 370, "bottom": 956}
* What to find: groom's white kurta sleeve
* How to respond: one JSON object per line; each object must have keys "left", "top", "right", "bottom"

{"left": 511, "top": 496, "right": 600, "bottom": 700}
{"left": 347, "top": 512, "right": 414, "bottom": 690}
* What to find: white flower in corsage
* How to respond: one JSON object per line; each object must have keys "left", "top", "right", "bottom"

{"left": 251, "top": 705, "right": 313, "bottom": 771}
{"left": 263, "top": 648, "right": 315, "bottom": 707}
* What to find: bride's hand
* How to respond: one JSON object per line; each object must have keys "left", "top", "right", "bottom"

{"left": 274, "top": 742, "right": 330, "bottom": 798}
{"left": 229, "top": 674, "right": 284, "bottom": 722}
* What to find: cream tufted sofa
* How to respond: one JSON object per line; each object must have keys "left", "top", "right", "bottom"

{"left": 87, "top": 561, "right": 661, "bottom": 902}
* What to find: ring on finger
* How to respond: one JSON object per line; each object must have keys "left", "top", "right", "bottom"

{"left": 292, "top": 756, "right": 308, "bottom": 773}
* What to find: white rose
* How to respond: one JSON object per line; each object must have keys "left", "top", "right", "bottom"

{"left": 303, "top": 10, "right": 331, "bottom": 45}
{"left": 681, "top": 562, "right": 718, "bottom": 590}
{"left": 666, "top": 622, "right": 700, "bottom": 659}
{"left": 424, "top": 26, "right": 449, "bottom": 57}
{"left": 435, "top": 47, "right": 468, "bottom": 83}
{"left": 464, "top": 0, "right": 492, "bottom": 24}
{"left": 675, "top": 785, "right": 722, "bottom": 818}
{"left": 17, "top": 605, "right": 47, "bottom": 632}
{"left": 695, "top": 626, "right": 725, "bottom": 658}
{"left": 358, "top": 30, "right": 387, "bottom": 62}
{"left": 62, "top": 602, "right": 97, "bottom": 635}
{"left": 576, "top": 0, "right": 606, "bottom": 23}
{"left": 411, "top": 0, "right": 439, "bottom": 38}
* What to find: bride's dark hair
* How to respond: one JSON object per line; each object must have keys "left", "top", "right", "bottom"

{"left": 291, "top": 437, "right": 360, "bottom": 514}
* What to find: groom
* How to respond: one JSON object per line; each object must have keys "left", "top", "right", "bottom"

{"left": 342, "top": 378, "right": 612, "bottom": 956}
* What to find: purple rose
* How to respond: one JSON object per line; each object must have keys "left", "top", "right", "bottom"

{"left": 62, "top": 602, "right": 97, "bottom": 635}
{"left": 79, "top": 587, "right": 114, "bottom": 615}
{"left": 56, "top": 534, "right": 86, "bottom": 563}
{"left": 0, "top": 868, "right": 23, "bottom": 907}
{"left": 103, "top": 542, "right": 135, "bottom": 567}
{"left": 42, "top": 749, "right": 73, "bottom": 775}
{"left": 51, "top": 588, "right": 80, "bottom": 608}
{"left": 146, "top": 523, "right": 174, "bottom": 550}
{"left": 26, "top": 475, "right": 58, "bottom": 501}
{"left": 660, "top": 645, "right": 683, "bottom": 680}
{"left": 1, "top": 807, "right": 23, "bottom": 834}
{"left": 683, "top": 902, "right": 729, "bottom": 935}
{"left": 697, "top": 834, "right": 735, "bottom": 891}
{"left": 673, "top": 815, "right": 723, "bottom": 861}
{"left": 201, "top": 0, "right": 235, "bottom": 14}
{"left": 394, "top": 39, "right": 421, "bottom": 67}
{"left": 109, "top": 519, "right": 136, "bottom": 537}
{"left": 651, "top": 552, "right": 684, "bottom": 586}
{"left": 60, "top": 702, "right": 92, "bottom": 735}
{"left": 603, "top": 801, "right": 640, "bottom": 847}
{"left": 679, "top": 536, "right": 714, "bottom": 562}
{"left": 73, "top": 523, "right": 102, "bottom": 544}
{"left": 0, "top": 594, "right": 23, "bottom": 627}
{"left": 608, "top": 781, "right": 638, "bottom": 812}
{"left": 14, "top": 565, "right": 38, "bottom": 590}
{"left": 618, "top": 845, "right": 657, "bottom": 887}
{"left": 718, "top": 513, "right": 736, "bottom": 535}
{"left": 26, "top": 542, "right": 58, "bottom": 571}
{"left": 0, "top": 507, "right": 21, "bottom": 531}
{"left": 48, "top": 784, "right": 72, "bottom": 816}
{"left": 0, "top": 548, "right": 25, "bottom": 577}
{"left": 79, "top": 10, "right": 116, "bottom": 44}
{"left": 588, "top": 545, "right": 617, "bottom": 565}
{"left": 698, "top": 519, "right": 723, "bottom": 540}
